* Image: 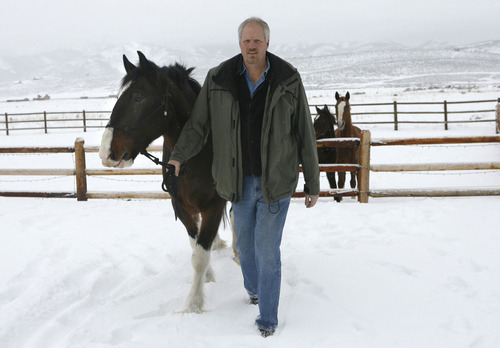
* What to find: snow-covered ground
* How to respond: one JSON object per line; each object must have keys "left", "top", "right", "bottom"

{"left": 1, "top": 194, "right": 499, "bottom": 348}
{"left": 1, "top": 43, "right": 500, "bottom": 347}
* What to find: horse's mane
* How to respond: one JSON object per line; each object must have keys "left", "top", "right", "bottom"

{"left": 162, "top": 63, "right": 201, "bottom": 95}
{"left": 120, "top": 60, "right": 201, "bottom": 95}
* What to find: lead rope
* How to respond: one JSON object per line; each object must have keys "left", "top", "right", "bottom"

{"left": 139, "top": 149, "right": 178, "bottom": 198}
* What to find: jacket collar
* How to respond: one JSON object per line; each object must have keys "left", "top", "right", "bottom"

{"left": 212, "top": 51, "right": 297, "bottom": 99}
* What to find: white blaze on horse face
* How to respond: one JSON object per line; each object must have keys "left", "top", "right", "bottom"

{"left": 99, "top": 127, "right": 114, "bottom": 166}
{"left": 337, "top": 101, "right": 346, "bottom": 130}
{"left": 99, "top": 127, "right": 134, "bottom": 168}
{"left": 118, "top": 81, "right": 132, "bottom": 99}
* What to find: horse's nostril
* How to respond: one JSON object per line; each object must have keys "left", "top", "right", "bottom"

{"left": 122, "top": 151, "right": 130, "bottom": 161}
{"left": 109, "top": 149, "right": 116, "bottom": 161}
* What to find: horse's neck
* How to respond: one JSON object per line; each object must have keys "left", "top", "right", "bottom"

{"left": 163, "top": 133, "right": 178, "bottom": 153}
{"left": 163, "top": 99, "right": 194, "bottom": 153}
{"left": 325, "top": 121, "right": 336, "bottom": 138}
{"left": 163, "top": 115, "right": 184, "bottom": 153}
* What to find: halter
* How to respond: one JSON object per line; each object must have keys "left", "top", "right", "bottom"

{"left": 106, "top": 84, "right": 182, "bottom": 197}
{"left": 107, "top": 85, "right": 170, "bottom": 134}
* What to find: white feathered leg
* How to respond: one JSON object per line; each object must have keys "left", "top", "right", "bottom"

{"left": 184, "top": 244, "right": 211, "bottom": 313}
{"left": 188, "top": 236, "right": 215, "bottom": 283}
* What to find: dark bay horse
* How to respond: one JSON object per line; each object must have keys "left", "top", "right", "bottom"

{"left": 334, "top": 92, "right": 361, "bottom": 199}
{"left": 314, "top": 105, "right": 340, "bottom": 202}
{"left": 99, "top": 51, "right": 227, "bottom": 313}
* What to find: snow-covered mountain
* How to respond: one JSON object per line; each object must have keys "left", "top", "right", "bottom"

{"left": 0, "top": 40, "right": 499, "bottom": 100}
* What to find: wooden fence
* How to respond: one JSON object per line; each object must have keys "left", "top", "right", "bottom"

{"left": 1, "top": 134, "right": 499, "bottom": 202}
{"left": 1, "top": 110, "right": 110, "bottom": 135}
{"left": 312, "top": 98, "right": 500, "bottom": 133}
{"left": 2, "top": 98, "right": 499, "bottom": 134}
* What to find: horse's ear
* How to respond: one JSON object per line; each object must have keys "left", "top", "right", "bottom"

{"left": 324, "top": 104, "right": 329, "bottom": 111}
{"left": 137, "top": 51, "right": 151, "bottom": 72}
{"left": 335, "top": 92, "right": 340, "bottom": 101}
{"left": 315, "top": 106, "right": 321, "bottom": 113}
{"left": 123, "top": 55, "right": 136, "bottom": 74}
{"left": 346, "top": 91, "right": 350, "bottom": 101}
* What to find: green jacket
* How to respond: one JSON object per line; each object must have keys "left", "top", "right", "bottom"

{"left": 170, "top": 52, "right": 319, "bottom": 203}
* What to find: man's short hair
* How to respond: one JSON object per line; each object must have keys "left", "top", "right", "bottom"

{"left": 238, "top": 17, "right": 270, "bottom": 43}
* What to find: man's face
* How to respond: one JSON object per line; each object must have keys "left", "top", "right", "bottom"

{"left": 239, "top": 23, "right": 269, "bottom": 67}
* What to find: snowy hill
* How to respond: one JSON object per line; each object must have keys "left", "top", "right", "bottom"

{"left": 0, "top": 40, "right": 499, "bottom": 100}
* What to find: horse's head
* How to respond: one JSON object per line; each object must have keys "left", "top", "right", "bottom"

{"left": 314, "top": 105, "right": 336, "bottom": 139}
{"left": 99, "top": 51, "right": 199, "bottom": 168}
{"left": 335, "top": 91, "right": 351, "bottom": 131}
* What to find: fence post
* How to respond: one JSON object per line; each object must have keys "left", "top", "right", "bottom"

{"left": 4, "top": 113, "right": 8, "bottom": 136}
{"left": 74, "top": 138, "right": 88, "bottom": 201}
{"left": 358, "top": 130, "right": 371, "bottom": 203}
{"left": 444, "top": 100, "right": 448, "bottom": 130}
{"left": 83, "top": 110, "right": 87, "bottom": 132}
{"left": 393, "top": 101, "right": 398, "bottom": 131}
{"left": 43, "top": 111, "right": 48, "bottom": 134}
{"left": 496, "top": 98, "right": 500, "bottom": 134}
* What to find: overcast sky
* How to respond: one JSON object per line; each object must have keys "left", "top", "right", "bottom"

{"left": 1, "top": 0, "right": 499, "bottom": 55}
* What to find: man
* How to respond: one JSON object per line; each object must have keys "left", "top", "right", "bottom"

{"left": 168, "top": 17, "right": 320, "bottom": 337}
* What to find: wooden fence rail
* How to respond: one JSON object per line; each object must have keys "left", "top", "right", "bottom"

{"left": 313, "top": 98, "right": 500, "bottom": 133}
{"left": 1, "top": 134, "right": 499, "bottom": 202}
{"left": 2, "top": 98, "right": 499, "bottom": 134}
{"left": 1, "top": 110, "right": 110, "bottom": 135}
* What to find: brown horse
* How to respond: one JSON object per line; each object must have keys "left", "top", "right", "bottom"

{"left": 334, "top": 92, "right": 361, "bottom": 199}
{"left": 314, "top": 105, "right": 341, "bottom": 202}
{"left": 99, "top": 51, "right": 227, "bottom": 313}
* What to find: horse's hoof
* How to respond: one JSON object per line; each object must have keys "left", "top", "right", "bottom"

{"left": 181, "top": 298, "right": 206, "bottom": 314}
{"left": 177, "top": 306, "right": 205, "bottom": 314}
{"left": 204, "top": 270, "right": 216, "bottom": 283}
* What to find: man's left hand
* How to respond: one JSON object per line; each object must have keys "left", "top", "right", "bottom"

{"left": 305, "top": 194, "right": 319, "bottom": 208}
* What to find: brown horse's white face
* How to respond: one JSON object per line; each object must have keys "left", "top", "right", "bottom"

{"left": 99, "top": 127, "right": 134, "bottom": 168}
{"left": 99, "top": 52, "right": 167, "bottom": 169}
{"left": 335, "top": 91, "right": 351, "bottom": 131}
{"left": 336, "top": 101, "right": 347, "bottom": 131}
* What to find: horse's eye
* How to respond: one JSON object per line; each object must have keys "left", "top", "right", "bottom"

{"left": 134, "top": 94, "right": 144, "bottom": 103}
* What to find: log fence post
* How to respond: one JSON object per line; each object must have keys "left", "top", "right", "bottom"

{"left": 83, "top": 110, "right": 87, "bottom": 132}
{"left": 393, "top": 101, "right": 398, "bottom": 131}
{"left": 4, "top": 113, "right": 8, "bottom": 135}
{"left": 358, "top": 130, "right": 371, "bottom": 203}
{"left": 43, "top": 111, "right": 48, "bottom": 134}
{"left": 496, "top": 98, "right": 500, "bottom": 134}
{"left": 74, "top": 138, "right": 88, "bottom": 201}
{"left": 444, "top": 100, "right": 448, "bottom": 130}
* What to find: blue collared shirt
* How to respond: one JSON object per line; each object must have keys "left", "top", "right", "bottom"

{"left": 240, "top": 58, "right": 270, "bottom": 98}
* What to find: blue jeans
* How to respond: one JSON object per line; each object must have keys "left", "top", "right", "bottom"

{"left": 232, "top": 176, "right": 291, "bottom": 332}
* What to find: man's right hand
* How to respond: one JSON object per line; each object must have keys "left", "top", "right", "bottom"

{"left": 167, "top": 159, "right": 181, "bottom": 176}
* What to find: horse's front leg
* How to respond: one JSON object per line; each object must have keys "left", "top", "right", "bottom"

{"left": 328, "top": 172, "right": 342, "bottom": 203}
{"left": 338, "top": 171, "right": 346, "bottom": 189}
{"left": 350, "top": 170, "right": 357, "bottom": 189}
{"left": 184, "top": 217, "right": 215, "bottom": 284}
{"left": 184, "top": 243, "right": 211, "bottom": 313}
{"left": 183, "top": 203, "right": 225, "bottom": 313}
